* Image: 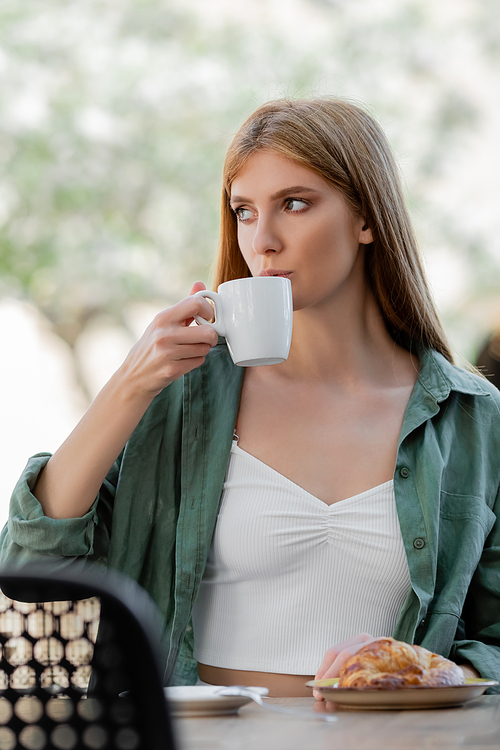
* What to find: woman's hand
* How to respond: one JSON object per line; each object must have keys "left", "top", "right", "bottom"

{"left": 35, "top": 281, "right": 218, "bottom": 520}
{"left": 118, "top": 281, "right": 219, "bottom": 403}
{"left": 313, "top": 633, "right": 380, "bottom": 700}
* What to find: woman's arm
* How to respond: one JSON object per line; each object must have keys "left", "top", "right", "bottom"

{"left": 449, "top": 482, "right": 500, "bottom": 686}
{"left": 34, "top": 286, "right": 218, "bottom": 520}
{"left": 459, "top": 663, "right": 480, "bottom": 679}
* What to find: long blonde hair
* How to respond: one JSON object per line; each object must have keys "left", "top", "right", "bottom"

{"left": 214, "top": 97, "right": 453, "bottom": 361}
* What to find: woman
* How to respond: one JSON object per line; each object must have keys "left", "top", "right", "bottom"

{"left": 1, "top": 98, "right": 499, "bottom": 697}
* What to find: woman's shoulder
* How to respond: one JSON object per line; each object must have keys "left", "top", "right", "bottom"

{"left": 420, "top": 348, "right": 500, "bottom": 406}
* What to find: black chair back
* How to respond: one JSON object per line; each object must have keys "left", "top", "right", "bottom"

{"left": 0, "top": 565, "right": 176, "bottom": 750}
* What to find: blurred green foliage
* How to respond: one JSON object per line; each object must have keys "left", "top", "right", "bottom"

{"left": 0, "top": 0, "right": 499, "bottom": 391}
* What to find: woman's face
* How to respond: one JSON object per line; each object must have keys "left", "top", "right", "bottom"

{"left": 230, "top": 150, "right": 373, "bottom": 312}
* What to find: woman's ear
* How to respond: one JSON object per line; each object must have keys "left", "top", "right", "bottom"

{"left": 359, "top": 222, "right": 373, "bottom": 245}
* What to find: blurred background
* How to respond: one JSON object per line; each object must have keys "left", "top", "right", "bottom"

{"left": 1, "top": 0, "right": 500, "bottom": 522}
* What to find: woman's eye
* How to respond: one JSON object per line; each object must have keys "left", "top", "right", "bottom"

{"left": 234, "top": 207, "right": 253, "bottom": 222}
{"left": 285, "top": 198, "right": 308, "bottom": 212}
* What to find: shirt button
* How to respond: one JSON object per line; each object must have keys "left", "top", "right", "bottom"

{"left": 400, "top": 467, "right": 410, "bottom": 478}
{"left": 413, "top": 538, "right": 425, "bottom": 549}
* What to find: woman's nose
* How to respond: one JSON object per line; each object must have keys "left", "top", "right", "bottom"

{"left": 251, "top": 217, "right": 284, "bottom": 255}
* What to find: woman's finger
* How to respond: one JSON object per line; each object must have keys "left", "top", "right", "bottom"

{"left": 188, "top": 280, "right": 216, "bottom": 323}
{"left": 315, "top": 634, "right": 373, "bottom": 680}
{"left": 165, "top": 322, "right": 218, "bottom": 347}
{"left": 315, "top": 647, "right": 342, "bottom": 682}
{"left": 152, "top": 295, "right": 215, "bottom": 330}
{"left": 320, "top": 647, "right": 358, "bottom": 680}
{"left": 313, "top": 647, "right": 362, "bottom": 701}
{"left": 313, "top": 636, "right": 385, "bottom": 700}
{"left": 189, "top": 280, "right": 207, "bottom": 295}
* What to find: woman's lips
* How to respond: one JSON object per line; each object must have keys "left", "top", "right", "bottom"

{"left": 259, "top": 270, "right": 292, "bottom": 278}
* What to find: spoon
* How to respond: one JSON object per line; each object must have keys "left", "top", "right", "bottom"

{"left": 216, "top": 686, "right": 338, "bottom": 723}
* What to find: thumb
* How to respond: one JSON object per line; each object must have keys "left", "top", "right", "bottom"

{"left": 189, "top": 281, "right": 207, "bottom": 296}
{"left": 188, "top": 281, "right": 215, "bottom": 324}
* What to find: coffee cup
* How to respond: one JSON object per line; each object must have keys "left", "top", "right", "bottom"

{"left": 194, "top": 276, "right": 293, "bottom": 367}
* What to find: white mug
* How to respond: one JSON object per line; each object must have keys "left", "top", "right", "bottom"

{"left": 194, "top": 276, "right": 293, "bottom": 367}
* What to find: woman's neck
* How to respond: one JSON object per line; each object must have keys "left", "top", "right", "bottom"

{"left": 277, "top": 290, "right": 418, "bottom": 390}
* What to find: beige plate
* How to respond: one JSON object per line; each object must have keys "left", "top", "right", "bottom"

{"left": 164, "top": 685, "right": 268, "bottom": 718}
{"left": 305, "top": 678, "right": 499, "bottom": 710}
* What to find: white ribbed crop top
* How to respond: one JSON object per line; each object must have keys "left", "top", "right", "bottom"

{"left": 192, "top": 440, "right": 411, "bottom": 674}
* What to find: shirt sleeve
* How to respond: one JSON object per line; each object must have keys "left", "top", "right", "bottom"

{"left": 450, "top": 482, "right": 500, "bottom": 690}
{"left": 0, "top": 453, "right": 117, "bottom": 568}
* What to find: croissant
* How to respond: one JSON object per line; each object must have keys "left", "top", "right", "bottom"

{"left": 338, "top": 637, "right": 465, "bottom": 689}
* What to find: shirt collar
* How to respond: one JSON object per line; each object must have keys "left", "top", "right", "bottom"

{"left": 397, "top": 347, "right": 491, "bottom": 447}
{"left": 417, "top": 348, "right": 491, "bottom": 402}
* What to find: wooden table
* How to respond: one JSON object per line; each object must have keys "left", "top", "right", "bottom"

{"left": 173, "top": 695, "right": 500, "bottom": 750}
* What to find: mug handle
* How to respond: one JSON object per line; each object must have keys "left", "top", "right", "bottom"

{"left": 193, "top": 290, "right": 226, "bottom": 337}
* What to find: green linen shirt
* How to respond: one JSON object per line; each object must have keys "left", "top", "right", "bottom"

{"left": 1, "top": 344, "right": 500, "bottom": 691}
